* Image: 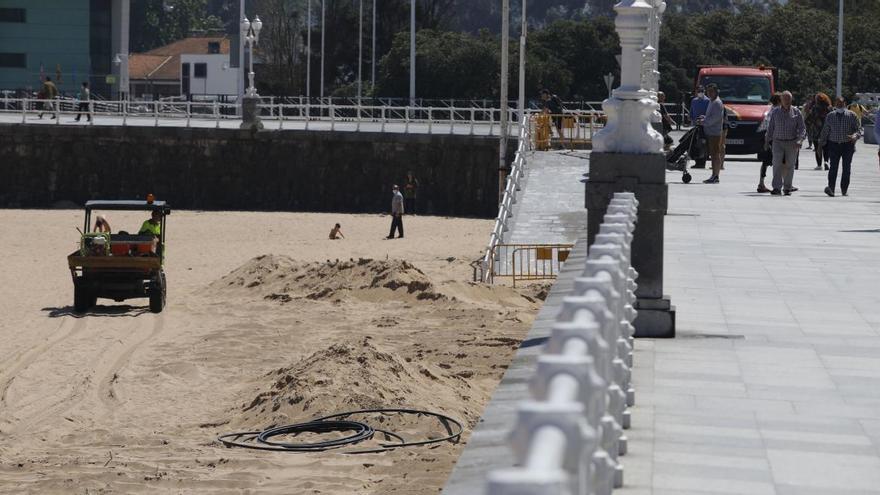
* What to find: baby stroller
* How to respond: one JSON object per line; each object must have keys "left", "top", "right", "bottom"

{"left": 665, "top": 125, "right": 708, "bottom": 184}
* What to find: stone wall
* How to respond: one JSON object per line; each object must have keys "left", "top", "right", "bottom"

{"left": 0, "top": 125, "right": 511, "bottom": 217}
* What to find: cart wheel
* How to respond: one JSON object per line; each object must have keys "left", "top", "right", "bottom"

{"left": 74, "top": 280, "right": 90, "bottom": 313}
{"left": 149, "top": 272, "right": 166, "bottom": 313}
{"left": 682, "top": 172, "right": 692, "bottom": 184}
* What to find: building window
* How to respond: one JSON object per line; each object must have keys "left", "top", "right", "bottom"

{"left": 182, "top": 63, "right": 191, "bottom": 95}
{"left": 193, "top": 63, "right": 207, "bottom": 78}
{"left": 0, "top": 8, "right": 26, "bottom": 23}
{"left": 0, "top": 53, "right": 26, "bottom": 68}
{"left": 208, "top": 42, "right": 220, "bottom": 54}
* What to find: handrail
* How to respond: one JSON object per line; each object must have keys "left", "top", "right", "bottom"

{"left": 478, "top": 114, "right": 532, "bottom": 283}
{"left": 0, "top": 98, "right": 609, "bottom": 138}
{"left": 487, "top": 193, "right": 640, "bottom": 495}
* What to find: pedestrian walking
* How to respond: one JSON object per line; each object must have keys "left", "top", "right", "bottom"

{"left": 38, "top": 76, "right": 58, "bottom": 119}
{"left": 701, "top": 84, "right": 724, "bottom": 183}
{"left": 820, "top": 96, "right": 862, "bottom": 197}
{"left": 658, "top": 91, "right": 674, "bottom": 150}
{"left": 386, "top": 185, "right": 404, "bottom": 239}
{"left": 404, "top": 171, "right": 419, "bottom": 215}
{"left": 540, "top": 89, "right": 565, "bottom": 140}
{"left": 803, "top": 94, "right": 814, "bottom": 150}
{"left": 765, "top": 91, "right": 806, "bottom": 196}
{"left": 74, "top": 82, "right": 91, "bottom": 123}
{"left": 756, "top": 93, "right": 782, "bottom": 193}
{"left": 690, "top": 85, "right": 710, "bottom": 169}
{"left": 807, "top": 92, "right": 832, "bottom": 170}
{"left": 876, "top": 110, "right": 880, "bottom": 169}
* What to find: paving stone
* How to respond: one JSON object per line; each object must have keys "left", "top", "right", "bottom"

{"left": 445, "top": 138, "right": 880, "bottom": 494}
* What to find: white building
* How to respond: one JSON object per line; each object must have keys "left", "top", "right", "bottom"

{"left": 129, "top": 36, "right": 237, "bottom": 100}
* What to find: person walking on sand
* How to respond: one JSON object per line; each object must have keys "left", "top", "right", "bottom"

{"left": 386, "top": 185, "right": 404, "bottom": 239}
{"left": 329, "top": 223, "right": 345, "bottom": 239}
{"left": 74, "top": 82, "right": 91, "bottom": 123}
{"left": 820, "top": 96, "right": 862, "bottom": 197}
{"left": 765, "top": 91, "right": 806, "bottom": 196}
{"left": 404, "top": 171, "right": 419, "bottom": 215}
{"left": 701, "top": 84, "right": 724, "bottom": 184}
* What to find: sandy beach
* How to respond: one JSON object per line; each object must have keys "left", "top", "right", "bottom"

{"left": 0, "top": 209, "right": 543, "bottom": 494}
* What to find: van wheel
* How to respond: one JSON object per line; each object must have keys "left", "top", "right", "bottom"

{"left": 149, "top": 272, "right": 166, "bottom": 313}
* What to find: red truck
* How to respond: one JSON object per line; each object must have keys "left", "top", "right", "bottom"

{"left": 695, "top": 65, "right": 778, "bottom": 157}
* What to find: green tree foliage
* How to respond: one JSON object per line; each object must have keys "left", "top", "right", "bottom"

{"left": 376, "top": 30, "right": 499, "bottom": 98}
{"left": 660, "top": 1, "right": 880, "bottom": 104}
{"left": 131, "top": 0, "right": 224, "bottom": 53}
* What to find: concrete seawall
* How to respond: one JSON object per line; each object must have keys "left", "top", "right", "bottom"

{"left": 0, "top": 124, "right": 508, "bottom": 217}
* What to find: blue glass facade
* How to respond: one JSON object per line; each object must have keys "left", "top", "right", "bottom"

{"left": 0, "top": 0, "right": 113, "bottom": 96}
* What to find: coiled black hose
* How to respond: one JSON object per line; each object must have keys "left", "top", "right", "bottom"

{"left": 218, "top": 408, "right": 464, "bottom": 454}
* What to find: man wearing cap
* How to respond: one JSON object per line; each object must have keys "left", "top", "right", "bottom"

{"left": 387, "top": 185, "right": 405, "bottom": 239}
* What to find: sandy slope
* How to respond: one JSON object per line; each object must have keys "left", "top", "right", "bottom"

{"left": 0, "top": 210, "right": 543, "bottom": 494}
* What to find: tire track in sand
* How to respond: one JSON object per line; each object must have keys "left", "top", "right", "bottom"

{"left": 96, "top": 314, "right": 165, "bottom": 411}
{"left": 9, "top": 312, "right": 155, "bottom": 434}
{"left": 0, "top": 316, "right": 89, "bottom": 411}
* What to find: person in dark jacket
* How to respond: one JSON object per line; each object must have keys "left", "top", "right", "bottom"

{"left": 386, "top": 185, "right": 405, "bottom": 239}
{"left": 540, "top": 89, "right": 565, "bottom": 139}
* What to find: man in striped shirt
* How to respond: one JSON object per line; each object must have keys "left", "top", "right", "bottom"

{"left": 820, "top": 96, "right": 862, "bottom": 197}
{"left": 765, "top": 91, "right": 806, "bottom": 195}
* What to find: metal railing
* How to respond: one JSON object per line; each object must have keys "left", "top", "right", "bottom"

{"left": 532, "top": 112, "right": 602, "bottom": 150}
{"left": 486, "top": 193, "right": 640, "bottom": 495}
{"left": 485, "top": 243, "right": 575, "bottom": 287}
{"left": 0, "top": 97, "right": 537, "bottom": 136}
{"left": 478, "top": 114, "right": 532, "bottom": 283}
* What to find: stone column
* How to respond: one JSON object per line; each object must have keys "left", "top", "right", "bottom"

{"left": 587, "top": 0, "right": 675, "bottom": 338}
{"left": 240, "top": 96, "right": 263, "bottom": 131}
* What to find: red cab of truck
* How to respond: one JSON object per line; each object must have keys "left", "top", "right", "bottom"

{"left": 695, "top": 65, "right": 778, "bottom": 156}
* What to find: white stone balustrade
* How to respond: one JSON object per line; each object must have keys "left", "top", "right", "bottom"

{"left": 485, "top": 193, "right": 640, "bottom": 495}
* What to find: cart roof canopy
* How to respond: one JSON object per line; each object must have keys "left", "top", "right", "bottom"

{"left": 84, "top": 200, "right": 171, "bottom": 213}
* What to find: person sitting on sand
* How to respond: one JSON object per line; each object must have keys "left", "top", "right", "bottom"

{"left": 93, "top": 214, "right": 111, "bottom": 233}
{"left": 329, "top": 223, "right": 345, "bottom": 240}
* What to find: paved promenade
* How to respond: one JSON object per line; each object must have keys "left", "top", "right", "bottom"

{"left": 446, "top": 140, "right": 880, "bottom": 494}
{"left": 506, "top": 149, "right": 588, "bottom": 245}
{"left": 621, "top": 143, "right": 880, "bottom": 494}
{"left": 0, "top": 112, "right": 516, "bottom": 136}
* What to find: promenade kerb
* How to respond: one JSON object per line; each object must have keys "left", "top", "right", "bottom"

{"left": 486, "top": 192, "right": 640, "bottom": 495}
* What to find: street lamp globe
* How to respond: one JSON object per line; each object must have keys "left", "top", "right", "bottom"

{"left": 241, "top": 17, "right": 251, "bottom": 36}
{"left": 252, "top": 15, "right": 263, "bottom": 42}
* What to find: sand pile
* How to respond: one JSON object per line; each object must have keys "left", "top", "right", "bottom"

{"left": 235, "top": 338, "right": 472, "bottom": 429}
{"left": 210, "top": 255, "right": 446, "bottom": 302}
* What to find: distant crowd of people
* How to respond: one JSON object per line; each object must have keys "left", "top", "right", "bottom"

{"left": 688, "top": 84, "right": 873, "bottom": 197}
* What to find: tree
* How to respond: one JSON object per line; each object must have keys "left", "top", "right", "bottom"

{"left": 376, "top": 29, "right": 499, "bottom": 98}
{"left": 131, "top": 0, "right": 224, "bottom": 53}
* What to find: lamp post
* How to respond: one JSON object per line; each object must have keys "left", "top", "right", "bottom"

{"left": 307, "top": 0, "right": 311, "bottom": 100}
{"left": 113, "top": 53, "right": 129, "bottom": 100}
{"left": 358, "top": 0, "right": 363, "bottom": 101}
{"left": 320, "top": 0, "right": 325, "bottom": 99}
{"left": 371, "top": 0, "right": 376, "bottom": 91}
{"left": 409, "top": 0, "right": 415, "bottom": 105}
{"left": 836, "top": 0, "right": 843, "bottom": 98}
{"left": 499, "top": 0, "right": 510, "bottom": 202}
{"left": 517, "top": 0, "right": 526, "bottom": 126}
{"left": 239, "top": 0, "right": 245, "bottom": 104}
{"left": 241, "top": 15, "right": 263, "bottom": 97}
{"left": 240, "top": 15, "right": 264, "bottom": 129}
